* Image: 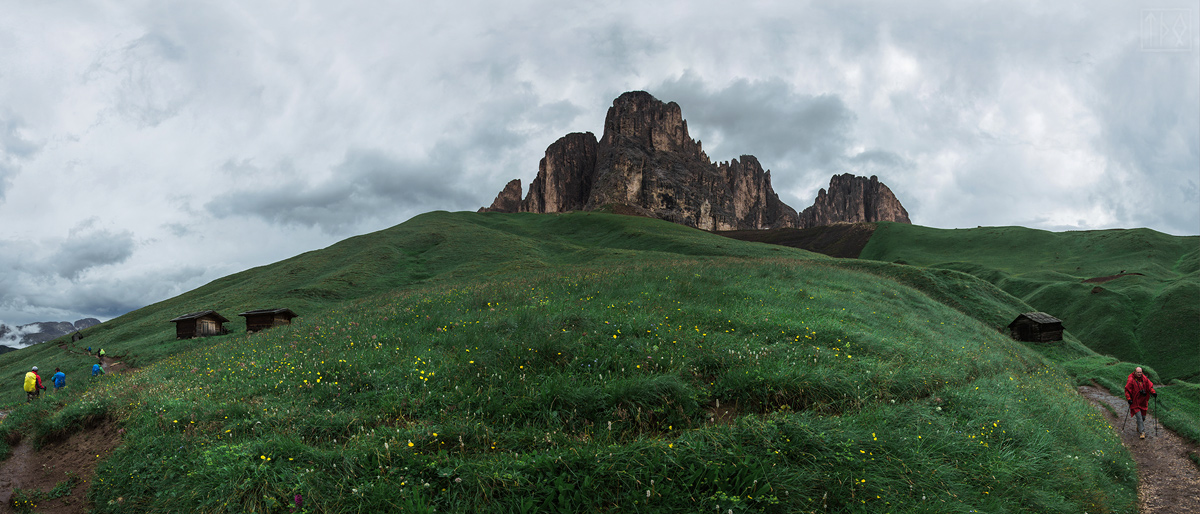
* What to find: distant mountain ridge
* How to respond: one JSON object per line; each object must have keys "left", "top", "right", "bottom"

{"left": 481, "top": 91, "right": 911, "bottom": 230}
{"left": 0, "top": 318, "right": 100, "bottom": 352}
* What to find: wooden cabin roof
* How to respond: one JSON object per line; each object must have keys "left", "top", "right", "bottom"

{"left": 169, "top": 310, "right": 231, "bottom": 323}
{"left": 1009, "top": 312, "right": 1062, "bottom": 325}
{"left": 237, "top": 308, "right": 297, "bottom": 318}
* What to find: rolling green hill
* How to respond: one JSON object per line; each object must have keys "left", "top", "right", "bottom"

{"left": 715, "top": 223, "right": 878, "bottom": 258}
{"left": 859, "top": 222, "right": 1200, "bottom": 383}
{"left": 0, "top": 211, "right": 1176, "bottom": 513}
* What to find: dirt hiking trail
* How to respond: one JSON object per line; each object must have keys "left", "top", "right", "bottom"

{"left": 0, "top": 420, "right": 120, "bottom": 514}
{"left": 0, "top": 358, "right": 131, "bottom": 513}
{"left": 1079, "top": 384, "right": 1200, "bottom": 513}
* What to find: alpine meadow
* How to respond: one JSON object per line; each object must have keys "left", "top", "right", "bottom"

{"left": 1, "top": 211, "right": 1196, "bottom": 513}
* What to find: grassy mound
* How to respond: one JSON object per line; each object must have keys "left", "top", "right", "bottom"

{"left": 716, "top": 223, "right": 877, "bottom": 258}
{"left": 0, "top": 212, "right": 1145, "bottom": 512}
{"left": 860, "top": 223, "right": 1200, "bottom": 383}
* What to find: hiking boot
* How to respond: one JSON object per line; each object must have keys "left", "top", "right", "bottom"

{"left": 1140, "top": 432, "right": 1145, "bottom": 439}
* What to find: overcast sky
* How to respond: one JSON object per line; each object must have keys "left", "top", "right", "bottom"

{"left": 1, "top": 1, "right": 1197, "bottom": 331}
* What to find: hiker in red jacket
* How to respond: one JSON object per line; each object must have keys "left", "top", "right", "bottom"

{"left": 1124, "top": 366, "right": 1157, "bottom": 439}
{"left": 23, "top": 366, "right": 46, "bottom": 402}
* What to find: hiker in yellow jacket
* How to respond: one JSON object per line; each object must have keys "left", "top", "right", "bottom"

{"left": 24, "top": 366, "right": 45, "bottom": 402}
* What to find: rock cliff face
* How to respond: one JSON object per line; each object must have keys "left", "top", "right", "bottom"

{"left": 797, "top": 174, "right": 911, "bottom": 228}
{"left": 584, "top": 92, "right": 798, "bottom": 230}
{"left": 481, "top": 91, "right": 909, "bottom": 231}
{"left": 524, "top": 132, "right": 598, "bottom": 214}
{"left": 482, "top": 91, "right": 798, "bottom": 230}
{"left": 479, "top": 179, "right": 523, "bottom": 213}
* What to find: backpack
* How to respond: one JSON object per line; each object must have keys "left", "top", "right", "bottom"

{"left": 24, "top": 372, "right": 36, "bottom": 393}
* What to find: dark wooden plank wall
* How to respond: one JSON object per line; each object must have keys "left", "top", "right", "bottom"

{"left": 245, "top": 313, "right": 295, "bottom": 332}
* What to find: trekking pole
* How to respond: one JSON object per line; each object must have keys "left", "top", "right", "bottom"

{"left": 1121, "top": 400, "right": 1129, "bottom": 432}
{"left": 1147, "top": 396, "right": 1156, "bottom": 434}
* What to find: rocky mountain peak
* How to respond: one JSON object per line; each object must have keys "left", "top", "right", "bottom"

{"left": 478, "top": 179, "right": 523, "bottom": 214}
{"left": 480, "top": 91, "right": 910, "bottom": 232}
{"left": 798, "top": 174, "right": 911, "bottom": 228}
{"left": 524, "top": 132, "right": 598, "bottom": 214}
{"left": 602, "top": 91, "right": 703, "bottom": 157}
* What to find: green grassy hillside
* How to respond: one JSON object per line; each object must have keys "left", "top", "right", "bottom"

{"left": 8, "top": 211, "right": 801, "bottom": 375}
{"left": 0, "top": 212, "right": 1157, "bottom": 513}
{"left": 715, "top": 223, "right": 877, "bottom": 258}
{"left": 860, "top": 223, "right": 1200, "bottom": 382}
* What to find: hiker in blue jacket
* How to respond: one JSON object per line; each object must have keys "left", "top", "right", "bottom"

{"left": 92, "top": 363, "right": 105, "bottom": 377}
{"left": 52, "top": 367, "right": 66, "bottom": 391}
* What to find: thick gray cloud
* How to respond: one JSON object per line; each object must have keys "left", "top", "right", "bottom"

{"left": 1086, "top": 44, "right": 1200, "bottom": 235}
{"left": 649, "top": 74, "right": 930, "bottom": 211}
{"left": 57, "top": 265, "right": 207, "bottom": 319}
{"left": 655, "top": 74, "right": 857, "bottom": 168}
{"left": 0, "top": 224, "right": 165, "bottom": 327}
{"left": 33, "top": 219, "right": 138, "bottom": 281}
{"left": 206, "top": 148, "right": 470, "bottom": 232}
{"left": 0, "top": 113, "right": 41, "bottom": 201}
{"left": 651, "top": 75, "right": 864, "bottom": 211}
{"left": 206, "top": 93, "right": 585, "bottom": 234}
{"left": 0, "top": 264, "right": 207, "bottom": 330}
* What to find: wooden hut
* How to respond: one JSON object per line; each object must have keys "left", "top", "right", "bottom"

{"left": 238, "top": 308, "right": 298, "bottom": 333}
{"left": 169, "top": 311, "right": 231, "bottom": 339}
{"left": 1007, "top": 312, "right": 1063, "bottom": 343}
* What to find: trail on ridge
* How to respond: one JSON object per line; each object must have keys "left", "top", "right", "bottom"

{"left": 1078, "top": 384, "right": 1200, "bottom": 513}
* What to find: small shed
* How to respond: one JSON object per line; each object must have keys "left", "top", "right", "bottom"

{"left": 1007, "top": 312, "right": 1063, "bottom": 343}
{"left": 169, "top": 311, "right": 231, "bottom": 339}
{"left": 238, "top": 308, "right": 298, "bottom": 333}
{"left": 71, "top": 331, "right": 84, "bottom": 342}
